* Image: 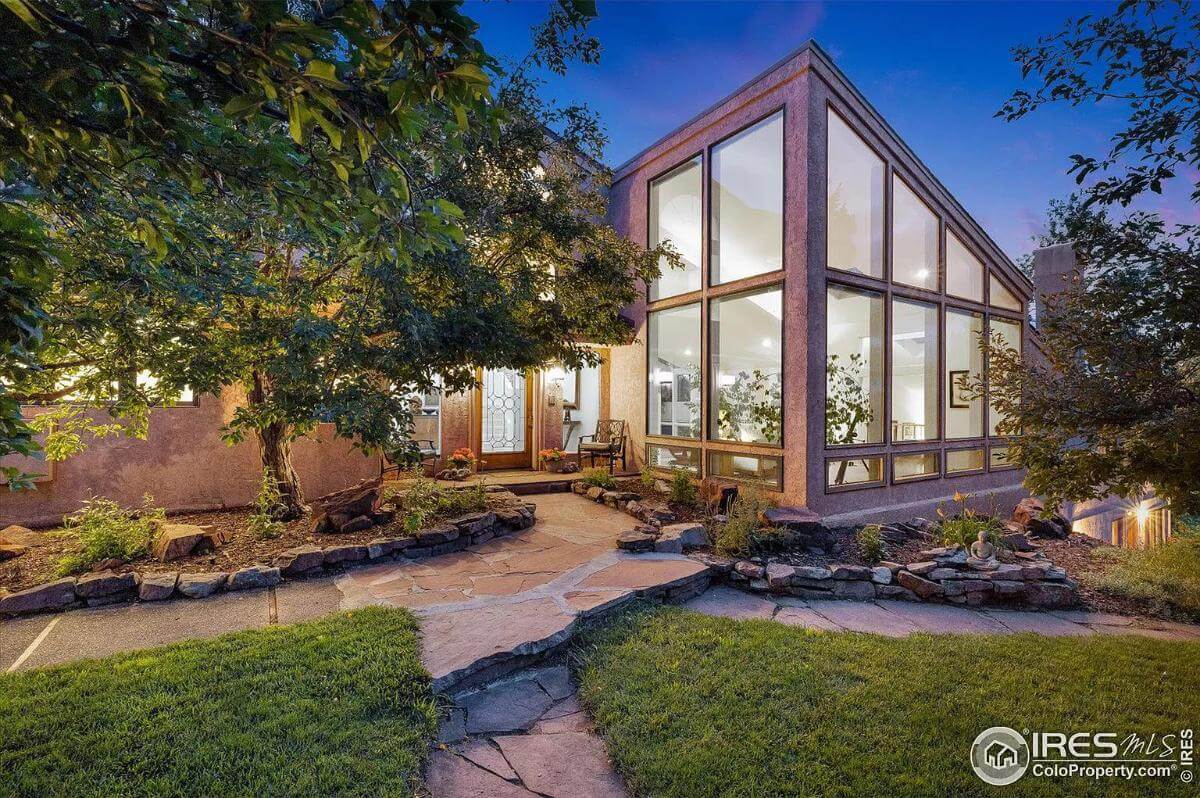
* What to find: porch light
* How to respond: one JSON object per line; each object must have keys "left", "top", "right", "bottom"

{"left": 1135, "top": 503, "right": 1150, "bottom": 526}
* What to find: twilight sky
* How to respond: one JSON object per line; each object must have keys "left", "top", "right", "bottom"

{"left": 466, "top": 0, "right": 1197, "bottom": 262}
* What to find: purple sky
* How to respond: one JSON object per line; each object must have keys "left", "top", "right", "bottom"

{"left": 467, "top": 0, "right": 1197, "bottom": 261}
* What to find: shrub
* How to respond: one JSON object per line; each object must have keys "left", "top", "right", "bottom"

{"left": 856, "top": 524, "right": 889, "bottom": 563}
{"left": 714, "top": 488, "right": 778, "bottom": 555}
{"left": 668, "top": 468, "right": 698, "bottom": 506}
{"left": 640, "top": 467, "right": 656, "bottom": 490}
{"left": 1083, "top": 538, "right": 1200, "bottom": 619}
{"left": 56, "top": 495, "right": 164, "bottom": 575}
{"left": 936, "top": 491, "right": 1005, "bottom": 548}
{"left": 247, "top": 468, "right": 285, "bottom": 540}
{"left": 579, "top": 468, "right": 617, "bottom": 490}
{"left": 390, "top": 476, "right": 487, "bottom": 534}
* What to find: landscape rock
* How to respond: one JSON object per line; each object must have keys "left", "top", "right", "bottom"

{"left": 585, "top": 486, "right": 605, "bottom": 501}
{"left": 451, "top": 512, "right": 495, "bottom": 535}
{"left": 0, "top": 578, "right": 77, "bottom": 614}
{"left": 762, "top": 506, "right": 821, "bottom": 533}
{"left": 152, "top": 524, "right": 208, "bottom": 561}
{"left": 138, "top": 572, "right": 178, "bottom": 600}
{"left": 690, "top": 552, "right": 736, "bottom": 574}
{"left": 617, "top": 531, "right": 656, "bottom": 553}
{"left": 1002, "top": 533, "right": 1036, "bottom": 552}
{"left": 274, "top": 545, "right": 325, "bottom": 575}
{"left": 870, "top": 566, "right": 892, "bottom": 585}
{"left": 907, "top": 560, "right": 938, "bottom": 576}
{"left": 1026, "top": 517, "right": 1070, "bottom": 539}
{"left": 1024, "top": 581, "right": 1078, "bottom": 609}
{"left": 322, "top": 544, "right": 368, "bottom": 565}
{"left": 337, "top": 515, "right": 374, "bottom": 534}
{"left": 657, "top": 522, "right": 710, "bottom": 550}
{"left": 897, "top": 570, "right": 945, "bottom": 599}
{"left": 417, "top": 524, "right": 459, "bottom": 546}
{"left": 176, "top": 572, "right": 227, "bottom": 598}
{"left": 74, "top": 571, "right": 137, "bottom": 600}
{"left": 831, "top": 564, "right": 871, "bottom": 580}
{"left": 733, "top": 560, "right": 765, "bottom": 580}
{"left": 832, "top": 579, "right": 876, "bottom": 600}
{"left": 1012, "top": 496, "right": 1045, "bottom": 528}
{"left": 310, "top": 478, "right": 381, "bottom": 533}
{"left": 0, "top": 542, "right": 27, "bottom": 561}
{"left": 227, "top": 565, "right": 281, "bottom": 591}
{"left": 793, "top": 565, "right": 832, "bottom": 581}
{"left": 765, "top": 563, "right": 796, "bottom": 589}
{"left": 991, "top": 579, "right": 1026, "bottom": 596}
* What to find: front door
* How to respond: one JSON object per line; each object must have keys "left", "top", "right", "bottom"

{"left": 476, "top": 368, "right": 534, "bottom": 469}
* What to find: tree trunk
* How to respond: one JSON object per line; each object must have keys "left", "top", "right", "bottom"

{"left": 247, "top": 372, "right": 305, "bottom": 520}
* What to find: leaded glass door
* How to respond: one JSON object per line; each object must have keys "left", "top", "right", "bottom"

{"left": 476, "top": 368, "right": 533, "bottom": 468}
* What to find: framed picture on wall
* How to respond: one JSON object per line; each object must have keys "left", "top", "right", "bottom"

{"left": 949, "top": 369, "right": 971, "bottom": 408}
{"left": 561, "top": 368, "right": 580, "bottom": 409}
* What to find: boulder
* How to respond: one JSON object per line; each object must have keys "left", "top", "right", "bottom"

{"left": 929, "top": 567, "right": 966, "bottom": 581}
{"left": 177, "top": 572, "right": 227, "bottom": 598}
{"left": 1001, "top": 533, "right": 1036, "bottom": 552}
{"left": 1026, "top": 517, "right": 1069, "bottom": 539}
{"left": 875, "top": 584, "right": 919, "bottom": 601}
{"left": 832, "top": 580, "right": 876, "bottom": 600}
{"left": 585, "top": 486, "right": 605, "bottom": 501}
{"left": 0, "top": 524, "right": 37, "bottom": 545}
{"left": 310, "top": 478, "right": 381, "bottom": 533}
{"left": 831, "top": 564, "right": 871, "bottom": 580}
{"left": 337, "top": 515, "right": 374, "bottom": 534}
{"left": 793, "top": 565, "right": 832, "bottom": 581}
{"left": 75, "top": 571, "right": 137, "bottom": 601}
{"left": 1024, "top": 581, "right": 1077, "bottom": 609}
{"left": 762, "top": 506, "right": 821, "bottom": 533}
{"left": 653, "top": 535, "right": 682, "bottom": 554}
{"left": 274, "top": 545, "right": 325, "bottom": 575}
{"left": 765, "top": 563, "right": 796, "bottom": 589}
{"left": 733, "top": 560, "right": 765, "bottom": 580}
{"left": 138, "top": 572, "right": 178, "bottom": 601}
{"left": 934, "top": 548, "right": 969, "bottom": 566}
{"left": 0, "top": 542, "right": 26, "bottom": 561}
{"left": 907, "top": 560, "right": 938, "bottom": 576}
{"left": 367, "top": 538, "right": 407, "bottom": 559}
{"left": 1012, "top": 496, "right": 1044, "bottom": 528}
{"left": 941, "top": 579, "right": 992, "bottom": 597}
{"left": 416, "top": 524, "right": 459, "bottom": 546}
{"left": 0, "top": 578, "right": 77, "bottom": 614}
{"left": 657, "top": 522, "right": 710, "bottom": 550}
{"left": 227, "top": 565, "right": 282, "bottom": 591}
{"left": 991, "top": 579, "right": 1026, "bottom": 597}
{"left": 451, "top": 512, "right": 495, "bottom": 536}
{"left": 897, "top": 570, "right": 945, "bottom": 599}
{"left": 323, "top": 544, "right": 368, "bottom": 565}
{"left": 870, "top": 566, "right": 893, "bottom": 585}
{"left": 690, "top": 552, "right": 736, "bottom": 574}
{"left": 152, "top": 524, "right": 208, "bottom": 561}
{"left": 617, "top": 531, "right": 656, "bottom": 553}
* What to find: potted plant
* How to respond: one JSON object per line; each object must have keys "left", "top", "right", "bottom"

{"left": 538, "top": 447, "right": 567, "bottom": 472}
{"left": 448, "top": 447, "right": 479, "bottom": 472}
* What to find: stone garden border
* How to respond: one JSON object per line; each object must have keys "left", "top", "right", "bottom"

{"left": 0, "top": 497, "right": 536, "bottom": 618}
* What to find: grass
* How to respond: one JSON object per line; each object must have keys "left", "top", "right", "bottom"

{"left": 574, "top": 606, "right": 1200, "bottom": 797}
{"left": 1083, "top": 537, "right": 1200, "bottom": 619}
{"left": 0, "top": 608, "right": 438, "bottom": 798}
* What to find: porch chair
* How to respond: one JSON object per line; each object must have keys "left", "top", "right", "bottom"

{"left": 577, "top": 419, "right": 628, "bottom": 474}
{"left": 381, "top": 437, "right": 438, "bottom": 479}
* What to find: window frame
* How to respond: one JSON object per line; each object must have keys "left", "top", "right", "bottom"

{"left": 890, "top": 172, "right": 940, "bottom": 292}
{"left": 825, "top": 455, "right": 886, "bottom": 493}
{"left": 645, "top": 301, "right": 703, "bottom": 441}
{"left": 646, "top": 152, "right": 705, "bottom": 302}
{"left": 645, "top": 442, "right": 702, "bottom": 475}
{"left": 944, "top": 446, "right": 987, "bottom": 476}
{"left": 707, "top": 283, "right": 786, "bottom": 448}
{"left": 891, "top": 449, "right": 941, "bottom": 484}
{"left": 707, "top": 449, "right": 784, "bottom": 490}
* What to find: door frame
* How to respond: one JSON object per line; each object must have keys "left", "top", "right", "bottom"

{"left": 473, "top": 368, "right": 535, "bottom": 470}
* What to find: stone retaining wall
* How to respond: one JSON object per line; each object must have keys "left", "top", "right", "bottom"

{"left": 694, "top": 545, "right": 1079, "bottom": 610}
{"left": 0, "top": 499, "right": 536, "bottom": 618}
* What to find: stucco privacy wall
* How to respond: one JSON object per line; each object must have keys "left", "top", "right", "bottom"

{"left": 607, "top": 42, "right": 1030, "bottom": 521}
{"left": 1, "top": 386, "right": 380, "bottom": 528}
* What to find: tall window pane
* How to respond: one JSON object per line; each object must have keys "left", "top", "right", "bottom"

{"left": 946, "top": 230, "right": 983, "bottom": 301}
{"left": 710, "top": 288, "right": 782, "bottom": 444}
{"left": 827, "top": 110, "right": 884, "bottom": 278}
{"left": 649, "top": 158, "right": 702, "bottom": 300}
{"left": 988, "top": 317, "right": 1022, "bottom": 436}
{"left": 990, "top": 273, "right": 1022, "bottom": 311}
{"left": 946, "top": 309, "right": 983, "bottom": 439}
{"left": 711, "top": 112, "right": 783, "bottom": 284}
{"left": 826, "top": 285, "right": 884, "bottom": 444}
{"left": 892, "top": 175, "right": 938, "bottom": 290}
{"left": 647, "top": 304, "right": 701, "bottom": 438}
{"left": 891, "top": 298, "right": 938, "bottom": 441}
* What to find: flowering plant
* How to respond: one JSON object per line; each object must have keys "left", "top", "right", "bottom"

{"left": 448, "top": 447, "right": 478, "bottom": 468}
{"left": 538, "top": 447, "right": 566, "bottom": 463}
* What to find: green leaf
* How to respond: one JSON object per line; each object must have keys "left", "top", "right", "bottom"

{"left": 447, "top": 63, "right": 490, "bottom": 85}
{"left": 222, "top": 94, "right": 264, "bottom": 119}
{"left": 287, "top": 97, "right": 305, "bottom": 144}
{"left": 1, "top": 0, "right": 40, "bottom": 29}
{"left": 303, "top": 60, "right": 346, "bottom": 87}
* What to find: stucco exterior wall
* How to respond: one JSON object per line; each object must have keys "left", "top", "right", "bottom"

{"left": 1, "top": 387, "right": 380, "bottom": 528}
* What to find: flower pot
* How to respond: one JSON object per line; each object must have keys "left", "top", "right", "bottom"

{"left": 544, "top": 459, "right": 565, "bottom": 473}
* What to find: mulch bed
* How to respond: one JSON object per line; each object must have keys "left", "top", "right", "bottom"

{"left": 0, "top": 496, "right": 509, "bottom": 593}
{"left": 608, "top": 478, "right": 706, "bottom": 523}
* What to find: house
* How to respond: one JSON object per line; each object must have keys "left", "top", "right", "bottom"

{"left": 2, "top": 41, "right": 1034, "bottom": 528}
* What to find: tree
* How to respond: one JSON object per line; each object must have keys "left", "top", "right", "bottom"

{"left": 1, "top": 1, "right": 671, "bottom": 515}
{"left": 999, "top": 0, "right": 1200, "bottom": 207}
{"left": 987, "top": 202, "right": 1200, "bottom": 515}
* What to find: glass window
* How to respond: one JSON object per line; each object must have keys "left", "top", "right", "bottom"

{"left": 827, "top": 110, "right": 884, "bottom": 278}
{"left": 946, "top": 448, "right": 985, "bottom": 474}
{"left": 708, "top": 451, "right": 783, "bottom": 490}
{"left": 891, "top": 298, "right": 938, "bottom": 442}
{"left": 990, "top": 445, "right": 1015, "bottom": 469}
{"left": 710, "top": 288, "right": 783, "bottom": 445}
{"left": 827, "top": 456, "right": 884, "bottom": 489}
{"left": 946, "top": 230, "right": 983, "bottom": 302}
{"left": 892, "top": 175, "right": 938, "bottom": 290}
{"left": 646, "top": 443, "right": 700, "bottom": 474}
{"left": 647, "top": 303, "right": 701, "bottom": 438}
{"left": 826, "top": 285, "right": 884, "bottom": 444}
{"left": 945, "top": 309, "right": 983, "bottom": 439}
{"left": 893, "top": 451, "right": 939, "bottom": 482}
{"left": 649, "top": 158, "right": 702, "bottom": 300}
{"left": 990, "top": 273, "right": 1022, "bottom": 311}
{"left": 711, "top": 112, "right": 783, "bottom": 284}
{"left": 988, "top": 317, "right": 1022, "bottom": 436}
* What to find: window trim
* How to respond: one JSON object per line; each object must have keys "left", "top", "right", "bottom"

{"left": 644, "top": 301, "right": 703, "bottom": 441}
{"left": 944, "top": 446, "right": 987, "bottom": 476}
{"left": 890, "top": 171, "right": 941, "bottom": 292}
{"left": 707, "top": 283, "right": 786, "bottom": 448}
{"left": 824, "top": 279, "right": 886, "bottom": 449}
{"left": 825, "top": 104, "right": 888, "bottom": 282}
{"left": 889, "top": 294, "right": 940, "bottom": 445}
{"left": 646, "top": 151, "right": 705, "bottom": 302}
{"left": 645, "top": 442, "right": 701, "bottom": 475}
{"left": 708, "top": 106, "right": 786, "bottom": 288}
{"left": 988, "top": 443, "right": 1018, "bottom": 471}
{"left": 707, "top": 449, "right": 784, "bottom": 491}
{"left": 945, "top": 225, "right": 986, "bottom": 303}
{"left": 891, "top": 449, "right": 941, "bottom": 484}
{"left": 825, "top": 454, "right": 887, "bottom": 493}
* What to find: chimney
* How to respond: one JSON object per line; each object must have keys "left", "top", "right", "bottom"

{"left": 1030, "top": 242, "right": 1080, "bottom": 328}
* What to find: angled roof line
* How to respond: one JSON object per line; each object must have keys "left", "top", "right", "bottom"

{"left": 609, "top": 38, "right": 1029, "bottom": 288}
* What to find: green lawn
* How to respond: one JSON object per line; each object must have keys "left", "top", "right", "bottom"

{"left": 574, "top": 606, "right": 1200, "bottom": 798}
{"left": 0, "top": 608, "right": 437, "bottom": 798}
